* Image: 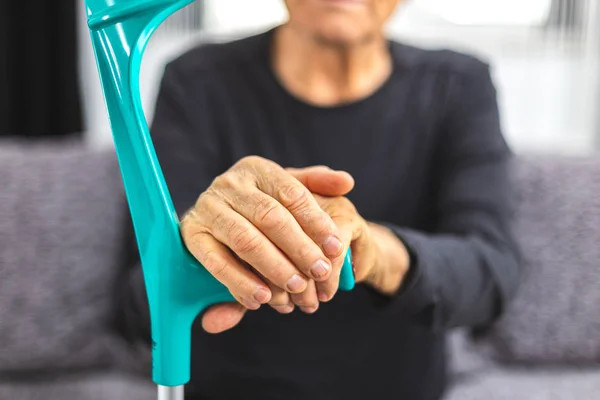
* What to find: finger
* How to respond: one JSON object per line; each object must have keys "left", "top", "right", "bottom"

{"left": 349, "top": 226, "right": 376, "bottom": 283}
{"left": 316, "top": 215, "right": 358, "bottom": 302}
{"left": 291, "top": 279, "right": 319, "bottom": 314}
{"left": 286, "top": 166, "right": 355, "bottom": 196}
{"left": 197, "top": 197, "right": 310, "bottom": 294}
{"left": 225, "top": 186, "right": 333, "bottom": 282}
{"left": 267, "top": 284, "right": 294, "bottom": 314}
{"left": 253, "top": 163, "right": 345, "bottom": 260}
{"left": 202, "top": 303, "right": 247, "bottom": 334}
{"left": 180, "top": 223, "right": 272, "bottom": 309}
{"left": 237, "top": 261, "right": 294, "bottom": 314}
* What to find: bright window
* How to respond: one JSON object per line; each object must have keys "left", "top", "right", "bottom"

{"left": 403, "top": 0, "right": 553, "bottom": 26}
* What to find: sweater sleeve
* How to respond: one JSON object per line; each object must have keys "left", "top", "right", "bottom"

{"left": 382, "top": 62, "right": 522, "bottom": 331}
{"left": 115, "top": 61, "right": 226, "bottom": 345}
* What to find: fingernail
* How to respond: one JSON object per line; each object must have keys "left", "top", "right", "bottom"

{"left": 272, "top": 304, "right": 294, "bottom": 314}
{"left": 311, "top": 260, "right": 330, "bottom": 279}
{"left": 286, "top": 274, "right": 307, "bottom": 293}
{"left": 300, "top": 305, "right": 318, "bottom": 314}
{"left": 323, "top": 236, "right": 343, "bottom": 256}
{"left": 253, "top": 288, "right": 271, "bottom": 304}
{"left": 241, "top": 297, "right": 260, "bottom": 310}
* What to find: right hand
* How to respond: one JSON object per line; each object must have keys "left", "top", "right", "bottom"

{"left": 180, "top": 156, "right": 355, "bottom": 333}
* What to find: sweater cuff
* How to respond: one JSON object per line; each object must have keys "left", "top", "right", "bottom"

{"left": 378, "top": 224, "right": 438, "bottom": 323}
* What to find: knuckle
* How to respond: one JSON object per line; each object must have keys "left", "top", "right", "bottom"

{"left": 240, "top": 155, "right": 260, "bottom": 164}
{"left": 231, "top": 226, "right": 262, "bottom": 255}
{"left": 327, "top": 197, "right": 355, "bottom": 219}
{"left": 259, "top": 259, "right": 289, "bottom": 285}
{"left": 279, "top": 184, "right": 310, "bottom": 212}
{"left": 234, "top": 276, "right": 248, "bottom": 292}
{"left": 180, "top": 214, "right": 205, "bottom": 246}
{"left": 272, "top": 260, "right": 294, "bottom": 281}
{"left": 209, "top": 209, "right": 229, "bottom": 231}
{"left": 194, "top": 190, "right": 209, "bottom": 206}
{"left": 340, "top": 197, "right": 357, "bottom": 213}
{"left": 213, "top": 172, "right": 238, "bottom": 190}
{"left": 179, "top": 214, "right": 195, "bottom": 240}
{"left": 193, "top": 193, "right": 213, "bottom": 217}
{"left": 296, "top": 243, "right": 315, "bottom": 262}
{"left": 238, "top": 155, "right": 265, "bottom": 169}
{"left": 312, "top": 212, "right": 335, "bottom": 237}
{"left": 202, "top": 249, "right": 228, "bottom": 279}
{"left": 234, "top": 156, "right": 250, "bottom": 168}
{"left": 254, "top": 198, "right": 287, "bottom": 230}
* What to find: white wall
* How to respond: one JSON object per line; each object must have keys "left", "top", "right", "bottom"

{"left": 203, "top": 0, "right": 287, "bottom": 34}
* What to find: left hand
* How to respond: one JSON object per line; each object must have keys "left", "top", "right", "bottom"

{"left": 262, "top": 190, "right": 411, "bottom": 311}
{"left": 277, "top": 168, "right": 411, "bottom": 310}
{"left": 308, "top": 194, "right": 411, "bottom": 297}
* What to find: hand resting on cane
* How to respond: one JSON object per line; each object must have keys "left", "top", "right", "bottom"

{"left": 179, "top": 156, "right": 356, "bottom": 333}
{"left": 180, "top": 155, "right": 412, "bottom": 334}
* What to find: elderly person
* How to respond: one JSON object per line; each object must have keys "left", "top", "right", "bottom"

{"left": 118, "top": 1, "right": 522, "bottom": 399}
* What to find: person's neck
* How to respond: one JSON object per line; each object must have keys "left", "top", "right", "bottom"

{"left": 272, "top": 24, "right": 392, "bottom": 107}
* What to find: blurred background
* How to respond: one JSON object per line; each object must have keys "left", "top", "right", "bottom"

{"left": 2, "top": 1, "right": 600, "bottom": 400}
{"left": 76, "top": 0, "right": 600, "bottom": 154}
{"left": 4, "top": 0, "right": 600, "bottom": 153}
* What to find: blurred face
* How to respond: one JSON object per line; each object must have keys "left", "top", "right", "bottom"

{"left": 284, "top": 0, "right": 401, "bottom": 46}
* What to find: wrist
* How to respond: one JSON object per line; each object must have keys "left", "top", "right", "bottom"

{"left": 367, "top": 223, "right": 410, "bottom": 296}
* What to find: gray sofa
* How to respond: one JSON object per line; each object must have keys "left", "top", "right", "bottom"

{"left": 444, "top": 153, "right": 600, "bottom": 400}
{"left": 1, "top": 140, "right": 599, "bottom": 400}
{"left": 0, "top": 139, "right": 155, "bottom": 399}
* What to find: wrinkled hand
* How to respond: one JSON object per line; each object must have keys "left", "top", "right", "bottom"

{"left": 309, "top": 194, "right": 377, "bottom": 284}
{"left": 308, "top": 194, "right": 410, "bottom": 296}
{"left": 180, "top": 157, "right": 355, "bottom": 333}
{"left": 250, "top": 192, "right": 380, "bottom": 320}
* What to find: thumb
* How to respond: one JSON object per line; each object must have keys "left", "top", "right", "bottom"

{"left": 287, "top": 166, "right": 355, "bottom": 196}
{"left": 201, "top": 303, "right": 247, "bottom": 334}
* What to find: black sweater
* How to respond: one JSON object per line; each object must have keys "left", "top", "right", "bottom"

{"left": 118, "top": 29, "right": 522, "bottom": 400}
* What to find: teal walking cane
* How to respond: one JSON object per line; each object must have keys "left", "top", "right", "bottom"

{"left": 83, "top": 1, "right": 355, "bottom": 399}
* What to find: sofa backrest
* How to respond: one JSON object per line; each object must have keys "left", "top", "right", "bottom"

{"left": 0, "top": 140, "right": 141, "bottom": 375}
{"left": 479, "top": 154, "right": 600, "bottom": 364}
{"left": 2, "top": 142, "right": 598, "bottom": 372}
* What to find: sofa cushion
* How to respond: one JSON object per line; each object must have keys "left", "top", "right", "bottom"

{"left": 444, "top": 366, "right": 600, "bottom": 400}
{"left": 0, "top": 372, "right": 155, "bottom": 400}
{"left": 0, "top": 140, "right": 132, "bottom": 372}
{"left": 447, "top": 330, "right": 494, "bottom": 379}
{"left": 479, "top": 155, "right": 600, "bottom": 363}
